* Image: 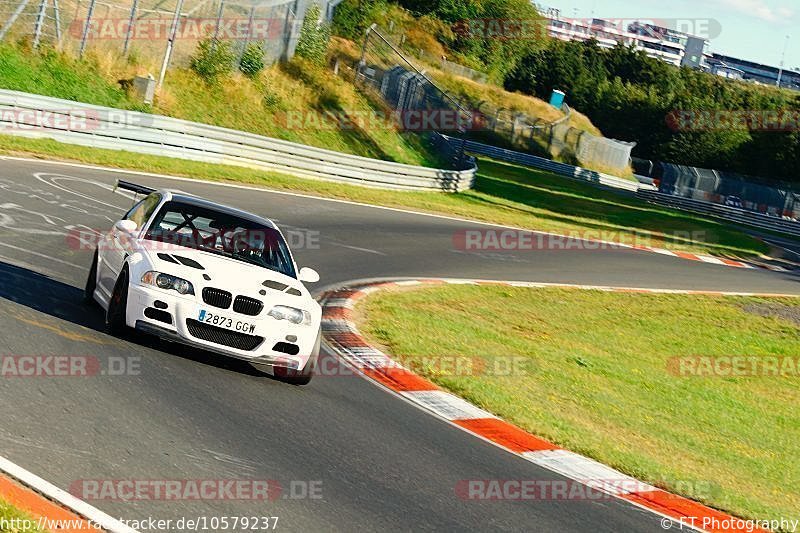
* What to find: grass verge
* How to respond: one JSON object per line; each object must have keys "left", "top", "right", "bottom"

{"left": 0, "top": 497, "right": 45, "bottom": 532}
{"left": 0, "top": 43, "right": 443, "bottom": 167}
{"left": 0, "top": 134, "right": 768, "bottom": 258}
{"left": 357, "top": 284, "right": 800, "bottom": 523}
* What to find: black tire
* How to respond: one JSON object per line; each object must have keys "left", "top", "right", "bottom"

{"left": 83, "top": 249, "right": 99, "bottom": 305}
{"left": 106, "top": 266, "right": 130, "bottom": 336}
{"left": 275, "top": 331, "right": 321, "bottom": 386}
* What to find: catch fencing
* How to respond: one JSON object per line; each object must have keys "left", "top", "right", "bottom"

{"left": 633, "top": 157, "right": 800, "bottom": 220}
{"left": 0, "top": 0, "right": 340, "bottom": 84}
{"left": 379, "top": 20, "right": 489, "bottom": 84}
{"left": 0, "top": 88, "right": 476, "bottom": 191}
{"left": 354, "top": 25, "right": 635, "bottom": 173}
{"left": 439, "top": 134, "right": 647, "bottom": 193}
{"left": 354, "top": 24, "right": 476, "bottom": 168}
{"left": 636, "top": 190, "right": 800, "bottom": 238}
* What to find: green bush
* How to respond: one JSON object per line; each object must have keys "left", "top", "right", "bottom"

{"left": 239, "top": 42, "right": 265, "bottom": 77}
{"left": 295, "top": 4, "right": 331, "bottom": 65}
{"left": 190, "top": 38, "right": 235, "bottom": 82}
{"left": 261, "top": 88, "right": 285, "bottom": 110}
{"left": 331, "top": 0, "right": 386, "bottom": 40}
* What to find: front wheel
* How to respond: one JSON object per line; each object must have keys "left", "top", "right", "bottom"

{"left": 106, "top": 267, "right": 130, "bottom": 336}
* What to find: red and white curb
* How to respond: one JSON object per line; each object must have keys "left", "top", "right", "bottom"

{"left": 320, "top": 278, "right": 796, "bottom": 533}
{"left": 0, "top": 454, "right": 139, "bottom": 533}
{"left": 629, "top": 245, "right": 788, "bottom": 272}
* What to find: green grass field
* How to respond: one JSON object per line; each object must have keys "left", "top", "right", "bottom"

{"left": 357, "top": 284, "right": 800, "bottom": 524}
{"left": 0, "top": 498, "right": 44, "bottom": 532}
{"left": 0, "top": 134, "right": 767, "bottom": 258}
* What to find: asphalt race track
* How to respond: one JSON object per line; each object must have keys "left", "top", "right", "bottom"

{"left": 0, "top": 157, "right": 797, "bottom": 532}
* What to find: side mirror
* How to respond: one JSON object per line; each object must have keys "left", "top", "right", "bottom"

{"left": 298, "top": 267, "right": 320, "bottom": 283}
{"left": 114, "top": 219, "right": 138, "bottom": 233}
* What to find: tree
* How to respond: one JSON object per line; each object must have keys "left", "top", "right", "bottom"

{"left": 190, "top": 38, "right": 235, "bottom": 83}
{"left": 239, "top": 42, "right": 265, "bottom": 77}
{"left": 295, "top": 4, "right": 331, "bottom": 65}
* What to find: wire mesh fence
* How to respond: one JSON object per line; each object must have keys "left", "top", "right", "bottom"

{"left": 352, "top": 24, "right": 475, "bottom": 168}
{"left": 354, "top": 24, "right": 635, "bottom": 172}
{"left": 633, "top": 156, "right": 800, "bottom": 218}
{"left": 0, "top": 0, "right": 335, "bottom": 84}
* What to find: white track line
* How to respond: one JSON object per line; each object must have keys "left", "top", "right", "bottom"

{"left": 0, "top": 242, "right": 83, "bottom": 270}
{"left": 0, "top": 455, "right": 139, "bottom": 533}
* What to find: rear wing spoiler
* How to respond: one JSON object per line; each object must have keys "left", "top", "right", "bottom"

{"left": 115, "top": 180, "right": 156, "bottom": 196}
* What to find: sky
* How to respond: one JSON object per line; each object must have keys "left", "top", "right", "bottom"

{"left": 541, "top": 0, "right": 798, "bottom": 69}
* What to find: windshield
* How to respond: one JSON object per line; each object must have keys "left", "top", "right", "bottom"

{"left": 145, "top": 201, "right": 296, "bottom": 279}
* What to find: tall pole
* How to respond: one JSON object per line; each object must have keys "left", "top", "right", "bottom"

{"left": 210, "top": 0, "right": 224, "bottom": 51}
{"left": 0, "top": 0, "right": 30, "bottom": 42}
{"left": 157, "top": 0, "right": 184, "bottom": 90}
{"left": 78, "top": 0, "right": 96, "bottom": 58}
{"left": 777, "top": 35, "right": 790, "bottom": 88}
{"left": 237, "top": 4, "right": 255, "bottom": 63}
{"left": 357, "top": 23, "right": 376, "bottom": 81}
{"left": 122, "top": 0, "right": 138, "bottom": 56}
{"left": 52, "top": 0, "right": 61, "bottom": 44}
{"left": 32, "top": 0, "right": 47, "bottom": 49}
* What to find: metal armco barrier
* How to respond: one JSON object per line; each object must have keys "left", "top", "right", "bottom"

{"left": 438, "top": 134, "right": 648, "bottom": 193}
{"left": 636, "top": 189, "right": 800, "bottom": 238}
{"left": 0, "top": 90, "right": 477, "bottom": 192}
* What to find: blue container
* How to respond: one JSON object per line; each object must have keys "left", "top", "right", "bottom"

{"left": 549, "top": 90, "right": 566, "bottom": 110}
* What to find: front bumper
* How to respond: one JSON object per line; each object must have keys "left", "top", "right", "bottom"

{"left": 127, "top": 283, "right": 319, "bottom": 369}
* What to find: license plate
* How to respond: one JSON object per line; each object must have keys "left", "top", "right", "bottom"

{"left": 198, "top": 309, "right": 256, "bottom": 334}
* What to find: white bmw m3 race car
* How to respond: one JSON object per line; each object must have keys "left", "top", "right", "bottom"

{"left": 85, "top": 180, "right": 322, "bottom": 385}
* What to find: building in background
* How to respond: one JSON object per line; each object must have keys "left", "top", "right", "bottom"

{"left": 538, "top": 5, "right": 800, "bottom": 90}
{"left": 704, "top": 56, "right": 746, "bottom": 80}
{"left": 542, "top": 8, "right": 708, "bottom": 67}
{"left": 706, "top": 53, "right": 800, "bottom": 89}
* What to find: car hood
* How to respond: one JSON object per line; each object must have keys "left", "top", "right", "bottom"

{"left": 138, "top": 241, "right": 312, "bottom": 302}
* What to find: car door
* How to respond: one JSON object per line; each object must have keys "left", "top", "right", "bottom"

{"left": 98, "top": 193, "right": 161, "bottom": 297}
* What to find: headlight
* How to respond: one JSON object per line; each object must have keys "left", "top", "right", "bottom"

{"left": 141, "top": 271, "right": 195, "bottom": 295}
{"left": 268, "top": 305, "right": 311, "bottom": 325}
